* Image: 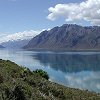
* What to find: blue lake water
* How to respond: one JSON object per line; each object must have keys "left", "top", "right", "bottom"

{"left": 0, "top": 49, "right": 100, "bottom": 93}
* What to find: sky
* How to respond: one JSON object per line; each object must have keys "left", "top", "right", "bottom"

{"left": 0, "top": 0, "right": 100, "bottom": 42}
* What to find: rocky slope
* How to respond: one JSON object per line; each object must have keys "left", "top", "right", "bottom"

{"left": 23, "top": 24, "right": 100, "bottom": 50}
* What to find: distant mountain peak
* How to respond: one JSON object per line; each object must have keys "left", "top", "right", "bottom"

{"left": 1, "top": 39, "right": 30, "bottom": 49}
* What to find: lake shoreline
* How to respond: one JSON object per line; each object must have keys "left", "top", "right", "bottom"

{"left": 0, "top": 59, "right": 100, "bottom": 99}
{"left": 0, "top": 49, "right": 100, "bottom": 93}
{"left": 23, "top": 48, "right": 100, "bottom": 52}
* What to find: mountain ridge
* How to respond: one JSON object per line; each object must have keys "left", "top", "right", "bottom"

{"left": 23, "top": 24, "right": 100, "bottom": 51}
{"left": 1, "top": 39, "right": 30, "bottom": 49}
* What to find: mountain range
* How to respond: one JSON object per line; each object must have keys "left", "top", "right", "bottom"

{"left": 1, "top": 39, "right": 30, "bottom": 49}
{"left": 0, "top": 30, "right": 41, "bottom": 49}
{"left": 23, "top": 24, "right": 100, "bottom": 51}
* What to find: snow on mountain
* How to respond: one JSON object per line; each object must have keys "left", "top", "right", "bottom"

{"left": 0, "top": 30, "right": 42, "bottom": 44}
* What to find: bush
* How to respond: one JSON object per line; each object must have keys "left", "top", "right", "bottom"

{"left": 0, "top": 74, "right": 3, "bottom": 83}
{"left": 13, "top": 85, "right": 26, "bottom": 100}
{"left": 34, "top": 69, "right": 49, "bottom": 80}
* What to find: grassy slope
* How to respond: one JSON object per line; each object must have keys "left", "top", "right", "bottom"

{"left": 0, "top": 59, "right": 100, "bottom": 100}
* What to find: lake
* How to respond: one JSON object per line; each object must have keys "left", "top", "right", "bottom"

{"left": 0, "top": 49, "right": 100, "bottom": 93}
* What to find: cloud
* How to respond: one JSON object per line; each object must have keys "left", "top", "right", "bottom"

{"left": 65, "top": 71, "right": 100, "bottom": 92}
{"left": 0, "top": 34, "right": 7, "bottom": 37}
{"left": 0, "top": 30, "right": 42, "bottom": 43}
{"left": 47, "top": 0, "right": 100, "bottom": 25}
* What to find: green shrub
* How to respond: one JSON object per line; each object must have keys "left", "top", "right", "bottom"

{"left": 34, "top": 69, "right": 49, "bottom": 80}
{"left": 0, "top": 74, "right": 3, "bottom": 83}
{"left": 13, "top": 85, "right": 26, "bottom": 100}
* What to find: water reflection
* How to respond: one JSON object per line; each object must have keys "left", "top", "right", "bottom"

{"left": 0, "top": 49, "right": 100, "bottom": 92}
{"left": 64, "top": 71, "right": 100, "bottom": 92}
{"left": 32, "top": 53, "right": 100, "bottom": 73}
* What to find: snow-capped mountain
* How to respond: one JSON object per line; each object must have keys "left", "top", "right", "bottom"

{"left": 1, "top": 39, "right": 30, "bottom": 49}
{"left": 0, "top": 30, "right": 42, "bottom": 49}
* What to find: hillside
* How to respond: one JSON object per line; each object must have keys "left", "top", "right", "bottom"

{"left": 0, "top": 59, "right": 100, "bottom": 100}
{"left": 23, "top": 24, "right": 100, "bottom": 51}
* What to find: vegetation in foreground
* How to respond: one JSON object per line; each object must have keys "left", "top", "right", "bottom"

{"left": 0, "top": 59, "right": 100, "bottom": 100}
